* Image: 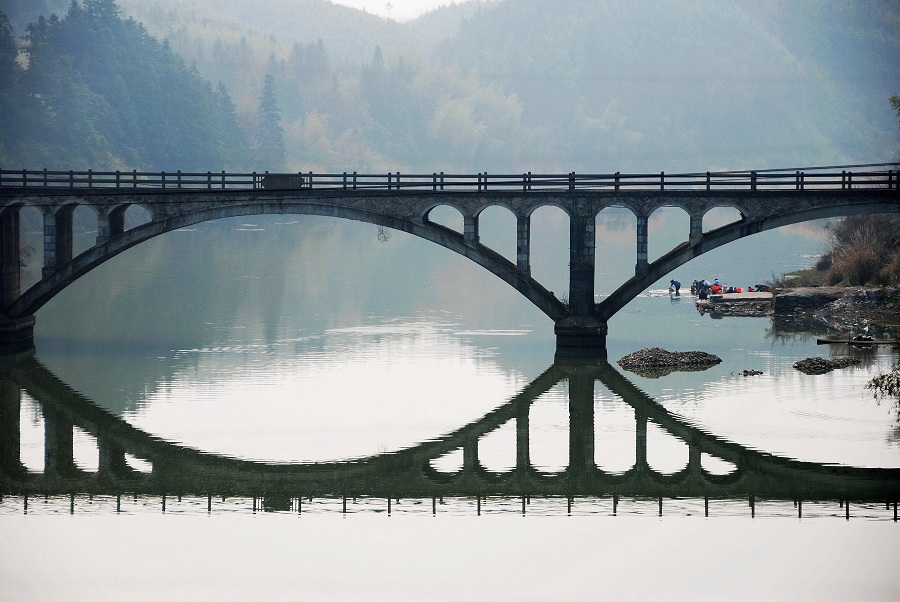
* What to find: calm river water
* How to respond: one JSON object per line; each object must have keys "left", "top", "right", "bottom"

{"left": 1, "top": 212, "right": 898, "bottom": 600}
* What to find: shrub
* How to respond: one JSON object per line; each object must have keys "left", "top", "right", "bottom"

{"left": 830, "top": 224, "right": 885, "bottom": 285}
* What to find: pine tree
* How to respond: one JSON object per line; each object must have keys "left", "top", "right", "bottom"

{"left": 256, "top": 72, "right": 285, "bottom": 170}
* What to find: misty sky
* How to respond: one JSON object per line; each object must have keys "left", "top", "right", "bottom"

{"left": 330, "top": 0, "right": 475, "bottom": 20}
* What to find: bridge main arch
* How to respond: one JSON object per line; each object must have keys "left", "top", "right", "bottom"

{"left": 4, "top": 199, "right": 566, "bottom": 326}
{"left": 597, "top": 198, "right": 900, "bottom": 320}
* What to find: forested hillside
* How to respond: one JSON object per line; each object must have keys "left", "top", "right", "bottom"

{"left": 0, "top": 0, "right": 249, "bottom": 170}
{"left": 2, "top": 0, "right": 898, "bottom": 172}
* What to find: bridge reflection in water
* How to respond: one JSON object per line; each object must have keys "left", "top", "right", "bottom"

{"left": 1, "top": 352, "right": 898, "bottom": 519}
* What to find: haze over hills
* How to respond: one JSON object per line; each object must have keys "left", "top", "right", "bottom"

{"left": 2, "top": 0, "right": 898, "bottom": 173}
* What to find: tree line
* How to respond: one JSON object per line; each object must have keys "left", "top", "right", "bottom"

{"left": 0, "top": 0, "right": 284, "bottom": 171}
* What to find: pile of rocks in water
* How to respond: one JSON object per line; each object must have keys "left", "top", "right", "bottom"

{"left": 793, "top": 356, "right": 861, "bottom": 375}
{"left": 617, "top": 347, "right": 722, "bottom": 378}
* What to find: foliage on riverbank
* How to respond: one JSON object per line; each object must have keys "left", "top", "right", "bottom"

{"left": 867, "top": 361, "right": 900, "bottom": 420}
{"left": 773, "top": 214, "right": 900, "bottom": 288}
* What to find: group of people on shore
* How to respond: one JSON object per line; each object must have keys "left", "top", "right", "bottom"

{"left": 668, "top": 278, "right": 771, "bottom": 300}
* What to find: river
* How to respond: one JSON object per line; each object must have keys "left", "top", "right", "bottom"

{"left": 1, "top": 212, "right": 898, "bottom": 600}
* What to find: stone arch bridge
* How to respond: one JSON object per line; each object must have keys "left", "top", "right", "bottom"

{"left": 1, "top": 165, "right": 898, "bottom": 353}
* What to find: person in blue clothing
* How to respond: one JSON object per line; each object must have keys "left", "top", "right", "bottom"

{"left": 669, "top": 279, "right": 681, "bottom": 295}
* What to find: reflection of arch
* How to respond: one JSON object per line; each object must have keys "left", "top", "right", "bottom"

{"left": 3, "top": 354, "right": 897, "bottom": 503}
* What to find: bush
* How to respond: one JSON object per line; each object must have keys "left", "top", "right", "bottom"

{"left": 867, "top": 362, "right": 900, "bottom": 421}
{"left": 827, "top": 221, "right": 895, "bottom": 285}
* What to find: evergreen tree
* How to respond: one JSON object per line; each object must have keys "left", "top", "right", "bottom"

{"left": 7, "top": 0, "right": 251, "bottom": 170}
{"left": 0, "top": 11, "right": 26, "bottom": 164}
{"left": 256, "top": 72, "right": 285, "bottom": 170}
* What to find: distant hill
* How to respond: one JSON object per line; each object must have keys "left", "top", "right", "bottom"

{"left": 5, "top": 0, "right": 898, "bottom": 173}
{"left": 435, "top": 0, "right": 900, "bottom": 170}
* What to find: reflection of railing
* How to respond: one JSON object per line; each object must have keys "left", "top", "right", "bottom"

{"left": 1, "top": 353, "right": 898, "bottom": 518}
{"left": 1, "top": 164, "right": 898, "bottom": 193}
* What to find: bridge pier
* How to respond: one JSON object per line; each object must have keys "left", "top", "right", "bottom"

{"left": 555, "top": 213, "right": 607, "bottom": 355}
{"left": 689, "top": 214, "right": 703, "bottom": 246}
{"left": 516, "top": 214, "right": 530, "bottom": 275}
{"left": 463, "top": 214, "right": 479, "bottom": 245}
{"left": 635, "top": 213, "right": 649, "bottom": 275}
{"left": 42, "top": 205, "right": 74, "bottom": 277}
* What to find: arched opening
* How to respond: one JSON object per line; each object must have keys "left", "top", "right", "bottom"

{"left": 530, "top": 204, "right": 570, "bottom": 300}
{"left": 124, "top": 204, "right": 152, "bottom": 231}
{"left": 703, "top": 206, "right": 743, "bottom": 233}
{"left": 595, "top": 207, "right": 637, "bottom": 296}
{"left": 646, "top": 421, "right": 689, "bottom": 475}
{"left": 72, "top": 204, "right": 98, "bottom": 257}
{"left": 593, "top": 395, "right": 636, "bottom": 474}
{"left": 528, "top": 385, "right": 569, "bottom": 474}
{"left": 18, "top": 204, "right": 43, "bottom": 291}
{"left": 19, "top": 393, "right": 45, "bottom": 473}
{"left": 648, "top": 206, "right": 689, "bottom": 264}
{"left": 124, "top": 454, "right": 152, "bottom": 473}
{"left": 477, "top": 205, "right": 516, "bottom": 264}
{"left": 425, "top": 204, "right": 463, "bottom": 234}
{"left": 430, "top": 448, "right": 464, "bottom": 474}
{"left": 701, "top": 453, "right": 737, "bottom": 475}
{"left": 72, "top": 426, "right": 99, "bottom": 473}
{"left": 478, "top": 418, "right": 516, "bottom": 473}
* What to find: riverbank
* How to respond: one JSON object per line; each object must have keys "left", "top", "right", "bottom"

{"left": 775, "top": 286, "right": 900, "bottom": 337}
{"left": 695, "top": 286, "right": 900, "bottom": 337}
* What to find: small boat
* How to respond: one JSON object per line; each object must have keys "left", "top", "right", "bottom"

{"left": 816, "top": 337, "right": 898, "bottom": 346}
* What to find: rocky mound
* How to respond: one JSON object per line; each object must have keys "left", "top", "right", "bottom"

{"left": 617, "top": 347, "right": 722, "bottom": 378}
{"left": 793, "top": 356, "right": 861, "bottom": 375}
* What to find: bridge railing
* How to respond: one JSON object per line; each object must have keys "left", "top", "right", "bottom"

{"left": 1, "top": 164, "right": 897, "bottom": 193}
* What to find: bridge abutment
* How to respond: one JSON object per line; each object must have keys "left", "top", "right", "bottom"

{"left": 0, "top": 315, "right": 35, "bottom": 354}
